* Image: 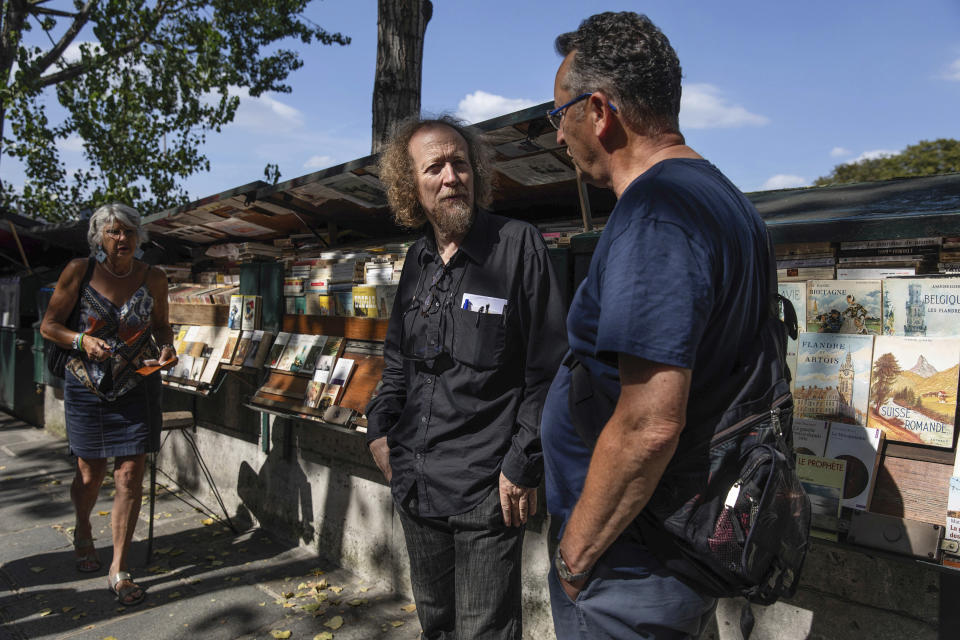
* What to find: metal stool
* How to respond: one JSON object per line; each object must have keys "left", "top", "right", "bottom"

{"left": 145, "top": 411, "right": 237, "bottom": 563}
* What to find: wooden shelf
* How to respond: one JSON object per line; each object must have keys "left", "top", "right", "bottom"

{"left": 281, "top": 314, "right": 389, "bottom": 341}
{"left": 243, "top": 402, "right": 362, "bottom": 437}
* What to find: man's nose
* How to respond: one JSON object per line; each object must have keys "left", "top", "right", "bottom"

{"left": 440, "top": 163, "right": 460, "bottom": 185}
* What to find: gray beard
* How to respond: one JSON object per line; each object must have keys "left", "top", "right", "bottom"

{"left": 431, "top": 199, "right": 474, "bottom": 242}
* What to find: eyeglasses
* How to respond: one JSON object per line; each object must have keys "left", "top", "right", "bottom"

{"left": 546, "top": 93, "right": 618, "bottom": 130}
{"left": 419, "top": 266, "right": 448, "bottom": 316}
{"left": 103, "top": 228, "right": 137, "bottom": 239}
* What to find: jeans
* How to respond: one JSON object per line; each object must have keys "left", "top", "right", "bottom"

{"left": 548, "top": 533, "right": 717, "bottom": 640}
{"left": 395, "top": 486, "right": 524, "bottom": 640}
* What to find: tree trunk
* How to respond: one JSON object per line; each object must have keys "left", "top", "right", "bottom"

{"left": 371, "top": 0, "right": 432, "bottom": 154}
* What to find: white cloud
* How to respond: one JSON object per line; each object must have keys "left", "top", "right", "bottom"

{"left": 830, "top": 147, "right": 851, "bottom": 158}
{"left": 853, "top": 149, "right": 898, "bottom": 163}
{"left": 456, "top": 91, "right": 537, "bottom": 124}
{"left": 227, "top": 88, "right": 304, "bottom": 134}
{"left": 761, "top": 174, "right": 808, "bottom": 190}
{"left": 680, "top": 84, "right": 769, "bottom": 129}
{"left": 303, "top": 155, "right": 333, "bottom": 170}
{"left": 57, "top": 133, "right": 85, "bottom": 153}
{"left": 945, "top": 58, "right": 960, "bottom": 81}
{"left": 59, "top": 41, "right": 103, "bottom": 66}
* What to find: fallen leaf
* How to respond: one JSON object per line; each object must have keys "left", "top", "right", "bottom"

{"left": 401, "top": 603, "right": 417, "bottom": 612}
{"left": 50, "top": 479, "right": 61, "bottom": 485}
{"left": 391, "top": 620, "right": 405, "bottom": 627}
{"left": 297, "top": 582, "right": 310, "bottom": 590}
{"left": 270, "top": 630, "right": 292, "bottom": 639}
{"left": 311, "top": 569, "right": 325, "bottom": 576}
{"left": 61, "top": 606, "right": 73, "bottom": 613}
{"left": 324, "top": 615, "right": 344, "bottom": 630}
{"left": 210, "top": 560, "right": 224, "bottom": 566}
{"left": 98, "top": 511, "right": 109, "bottom": 516}
{"left": 155, "top": 547, "right": 172, "bottom": 555}
{"left": 301, "top": 602, "right": 323, "bottom": 612}
{"left": 39, "top": 609, "right": 52, "bottom": 617}
{"left": 259, "top": 602, "right": 266, "bottom": 607}
{"left": 201, "top": 518, "right": 214, "bottom": 526}
{"left": 313, "top": 634, "right": 334, "bottom": 640}
{"left": 283, "top": 602, "right": 295, "bottom": 609}
{"left": 359, "top": 586, "right": 370, "bottom": 593}
{"left": 282, "top": 591, "right": 295, "bottom": 599}
{"left": 315, "top": 578, "right": 328, "bottom": 590}
{"left": 169, "top": 592, "right": 181, "bottom": 599}
{"left": 347, "top": 598, "right": 367, "bottom": 606}
{"left": 295, "top": 590, "right": 313, "bottom": 598}
{"left": 29, "top": 567, "right": 44, "bottom": 573}
{"left": 228, "top": 577, "right": 240, "bottom": 582}
{"left": 72, "top": 613, "right": 86, "bottom": 620}
{"left": 329, "top": 585, "right": 343, "bottom": 594}
{"left": 205, "top": 555, "right": 217, "bottom": 561}
{"left": 170, "top": 549, "right": 184, "bottom": 557}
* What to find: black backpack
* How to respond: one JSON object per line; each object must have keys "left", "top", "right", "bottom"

{"left": 566, "top": 231, "right": 810, "bottom": 637}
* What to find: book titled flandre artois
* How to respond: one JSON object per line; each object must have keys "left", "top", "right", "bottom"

{"left": 866, "top": 335, "right": 960, "bottom": 448}
{"left": 806, "top": 280, "right": 882, "bottom": 335}
{"left": 794, "top": 333, "right": 874, "bottom": 426}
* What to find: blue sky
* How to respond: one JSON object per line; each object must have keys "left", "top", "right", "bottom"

{"left": 4, "top": 1, "right": 960, "bottom": 207}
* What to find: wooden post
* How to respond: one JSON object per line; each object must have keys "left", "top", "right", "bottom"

{"left": 575, "top": 169, "right": 594, "bottom": 233}
{"left": 6, "top": 221, "right": 31, "bottom": 273}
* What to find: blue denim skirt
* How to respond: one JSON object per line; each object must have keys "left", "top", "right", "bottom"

{"left": 64, "top": 370, "right": 162, "bottom": 459}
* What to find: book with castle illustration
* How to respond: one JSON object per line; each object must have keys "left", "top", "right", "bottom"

{"left": 806, "top": 280, "right": 882, "bottom": 334}
{"left": 778, "top": 282, "right": 807, "bottom": 392}
{"left": 794, "top": 332, "right": 874, "bottom": 425}
{"left": 866, "top": 335, "right": 960, "bottom": 448}
{"left": 881, "top": 277, "right": 960, "bottom": 337}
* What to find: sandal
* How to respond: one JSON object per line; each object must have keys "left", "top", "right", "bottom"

{"left": 73, "top": 534, "right": 101, "bottom": 573}
{"left": 108, "top": 571, "right": 146, "bottom": 606}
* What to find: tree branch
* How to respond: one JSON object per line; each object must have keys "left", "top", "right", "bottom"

{"left": 22, "top": 1, "right": 94, "bottom": 81}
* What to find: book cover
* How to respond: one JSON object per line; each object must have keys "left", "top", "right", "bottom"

{"left": 824, "top": 421, "right": 884, "bottom": 510}
{"left": 807, "top": 280, "right": 882, "bottom": 334}
{"left": 303, "top": 370, "right": 326, "bottom": 408}
{"left": 276, "top": 334, "right": 306, "bottom": 372}
{"left": 319, "top": 357, "right": 355, "bottom": 410}
{"left": 837, "top": 268, "right": 916, "bottom": 280}
{"left": 219, "top": 329, "right": 241, "bottom": 364}
{"left": 795, "top": 332, "right": 874, "bottom": 425}
{"left": 314, "top": 336, "right": 345, "bottom": 384}
{"left": 199, "top": 325, "right": 231, "bottom": 385}
{"left": 338, "top": 341, "right": 386, "bottom": 415}
{"left": 189, "top": 355, "right": 206, "bottom": 382}
{"left": 881, "top": 277, "right": 960, "bottom": 337}
{"left": 305, "top": 293, "right": 334, "bottom": 316}
{"left": 352, "top": 285, "right": 379, "bottom": 318}
{"left": 232, "top": 330, "right": 254, "bottom": 365}
{"left": 242, "top": 330, "right": 266, "bottom": 368}
{"left": 947, "top": 477, "right": 960, "bottom": 542}
{"left": 866, "top": 335, "right": 960, "bottom": 448}
{"left": 266, "top": 332, "right": 291, "bottom": 368}
{"left": 796, "top": 454, "right": 846, "bottom": 538}
{"left": 227, "top": 295, "right": 243, "bottom": 329}
{"left": 242, "top": 295, "right": 260, "bottom": 330}
{"left": 299, "top": 334, "right": 328, "bottom": 373}
{"left": 376, "top": 284, "right": 399, "bottom": 318}
{"left": 792, "top": 417, "right": 829, "bottom": 457}
{"left": 331, "top": 287, "right": 354, "bottom": 317}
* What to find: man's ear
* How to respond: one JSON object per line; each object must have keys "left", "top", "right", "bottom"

{"left": 588, "top": 91, "right": 617, "bottom": 139}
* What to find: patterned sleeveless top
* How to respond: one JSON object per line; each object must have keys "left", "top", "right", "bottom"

{"left": 66, "top": 273, "right": 158, "bottom": 401}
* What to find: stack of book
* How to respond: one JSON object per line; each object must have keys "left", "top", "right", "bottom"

{"left": 836, "top": 237, "right": 939, "bottom": 276}
{"left": 775, "top": 241, "right": 836, "bottom": 282}
{"left": 939, "top": 237, "right": 960, "bottom": 274}
{"left": 227, "top": 294, "right": 262, "bottom": 330}
{"left": 168, "top": 283, "right": 239, "bottom": 304}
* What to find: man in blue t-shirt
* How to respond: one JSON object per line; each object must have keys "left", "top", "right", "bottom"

{"left": 542, "top": 12, "right": 773, "bottom": 639}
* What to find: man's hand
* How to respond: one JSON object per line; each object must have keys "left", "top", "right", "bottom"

{"left": 369, "top": 437, "right": 392, "bottom": 482}
{"left": 498, "top": 472, "right": 537, "bottom": 527}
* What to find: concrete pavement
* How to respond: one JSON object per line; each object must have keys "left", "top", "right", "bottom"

{"left": 0, "top": 410, "right": 421, "bottom": 640}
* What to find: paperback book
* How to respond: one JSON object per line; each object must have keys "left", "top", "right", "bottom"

{"left": 231, "top": 330, "right": 254, "bottom": 366}
{"left": 227, "top": 295, "right": 243, "bottom": 329}
{"left": 881, "top": 277, "right": 960, "bottom": 337}
{"left": 338, "top": 341, "right": 386, "bottom": 415}
{"left": 242, "top": 295, "right": 260, "bottom": 330}
{"left": 796, "top": 454, "right": 846, "bottom": 539}
{"left": 806, "top": 280, "right": 882, "bottom": 334}
{"left": 314, "top": 337, "right": 345, "bottom": 384}
{"left": 275, "top": 334, "right": 307, "bottom": 372}
{"left": 866, "top": 335, "right": 960, "bottom": 448}
{"left": 794, "top": 332, "right": 874, "bottom": 425}
{"left": 267, "top": 332, "right": 291, "bottom": 368}
{"left": 947, "top": 477, "right": 960, "bottom": 542}
{"left": 219, "top": 329, "right": 241, "bottom": 364}
{"left": 352, "top": 285, "right": 379, "bottom": 318}
{"left": 319, "top": 357, "right": 355, "bottom": 410}
{"left": 792, "top": 417, "right": 829, "bottom": 457}
{"left": 823, "top": 421, "right": 884, "bottom": 510}
{"left": 299, "top": 335, "right": 328, "bottom": 373}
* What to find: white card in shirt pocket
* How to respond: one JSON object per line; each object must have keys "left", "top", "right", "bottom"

{"left": 461, "top": 293, "right": 507, "bottom": 314}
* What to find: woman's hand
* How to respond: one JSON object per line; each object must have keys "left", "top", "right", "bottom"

{"left": 82, "top": 335, "right": 113, "bottom": 362}
{"left": 159, "top": 345, "right": 176, "bottom": 363}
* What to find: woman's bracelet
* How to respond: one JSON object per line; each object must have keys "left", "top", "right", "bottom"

{"left": 158, "top": 343, "right": 175, "bottom": 353}
{"left": 72, "top": 333, "right": 84, "bottom": 351}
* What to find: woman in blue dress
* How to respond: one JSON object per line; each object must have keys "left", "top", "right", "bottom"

{"left": 41, "top": 203, "right": 175, "bottom": 606}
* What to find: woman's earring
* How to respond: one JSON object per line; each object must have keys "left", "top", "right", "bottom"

{"left": 95, "top": 244, "right": 107, "bottom": 263}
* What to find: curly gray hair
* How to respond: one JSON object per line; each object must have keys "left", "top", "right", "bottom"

{"left": 556, "top": 12, "right": 683, "bottom": 139}
{"left": 86, "top": 203, "right": 148, "bottom": 254}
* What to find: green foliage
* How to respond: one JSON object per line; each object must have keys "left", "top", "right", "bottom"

{"left": 0, "top": 0, "right": 349, "bottom": 221}
{"left": 814, "top": 139, "right": 960, "bottom": 187}
{"left": 871, "top": 352, "right": 902, "bottom": 412}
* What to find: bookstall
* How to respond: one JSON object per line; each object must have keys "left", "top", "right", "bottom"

{"left": 19, "top": 96, "right": 959, "bottom": 635}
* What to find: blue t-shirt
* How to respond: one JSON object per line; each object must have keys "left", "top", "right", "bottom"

{"left": 542, "top": 158, "right": 771, "bottom": 532}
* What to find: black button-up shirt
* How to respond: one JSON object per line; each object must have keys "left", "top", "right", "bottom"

{"left": 366, "top": 209, "right": 567, "bottom": 517}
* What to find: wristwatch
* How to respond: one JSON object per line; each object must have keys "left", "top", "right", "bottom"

{"left": 554, "top": 546, "right": 591, "bottom": 582}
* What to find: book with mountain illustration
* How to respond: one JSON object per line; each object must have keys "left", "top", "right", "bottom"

{"left": 794, "top": 332, "right": 874, "bottom": 426}
{"left": 806, "top": 280, "right": 882, "bottom": 335}
{"left": 866, "top": 335, "right": 960, "bottom": 448}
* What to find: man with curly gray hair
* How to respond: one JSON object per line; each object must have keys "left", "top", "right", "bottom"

{"left": 541, "top": 12, "right": 777, "bottom": 638}
{"left": 367, "top": 117, "right": 567, "bottom": 639}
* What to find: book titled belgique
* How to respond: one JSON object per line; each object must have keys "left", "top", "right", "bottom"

{"left": 866, "top": 335, "right": 960, "bottom": 448}
{"left": 881, "top": 276, "right": 960, "bottom": 337}
{"left": 806, "top": 280, "right": 882, "bottom": 335}
{"left": 794, "top": 332, "right": 874, "bottom": 426}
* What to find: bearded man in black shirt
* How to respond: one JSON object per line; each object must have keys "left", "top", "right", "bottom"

{"left": 366, "top": 116, "right": 567, "bottom": 639}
